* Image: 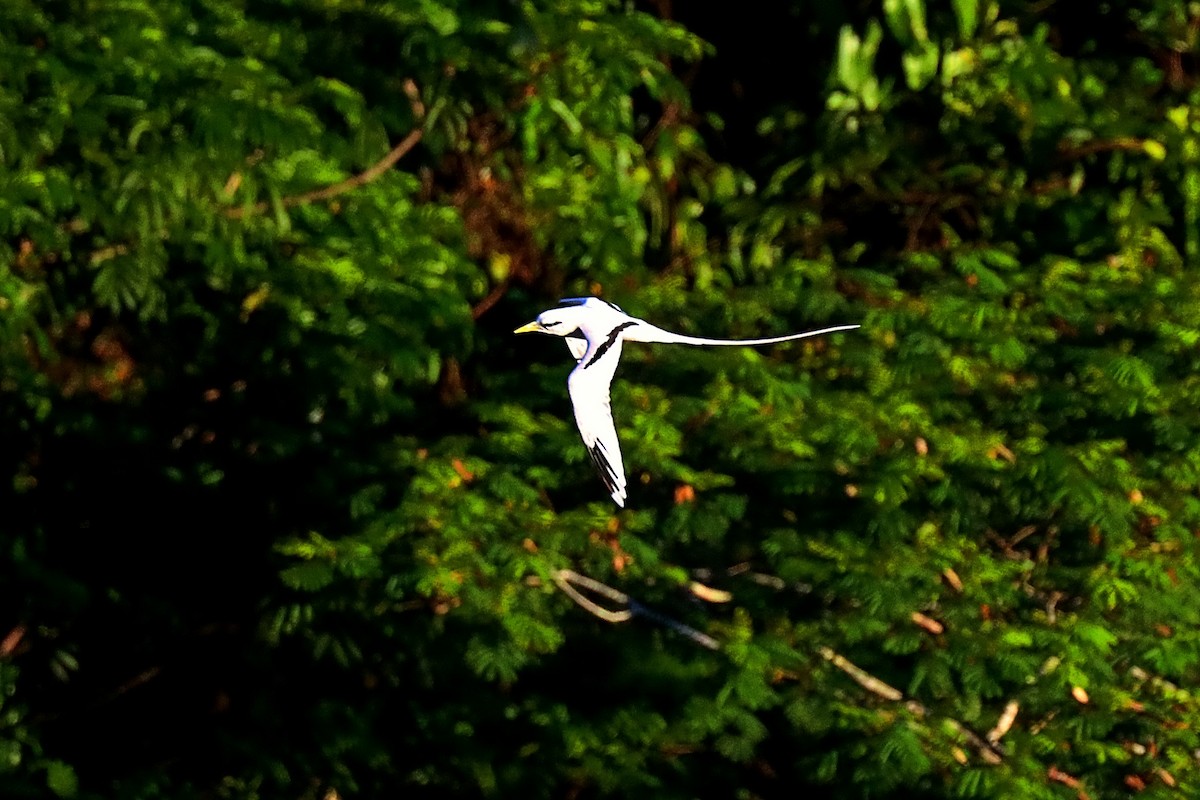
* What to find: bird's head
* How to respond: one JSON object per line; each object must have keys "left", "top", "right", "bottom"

{"left": 513, "top": 298, "right": 591, "bottom": 337}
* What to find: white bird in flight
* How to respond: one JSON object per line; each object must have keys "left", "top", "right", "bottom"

{"left": 514, "top": 297, "right": 859, "bottom": 507}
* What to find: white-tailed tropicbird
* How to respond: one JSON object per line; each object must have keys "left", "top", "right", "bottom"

{"left": 514, "top": 297, "right": 859, "bottom": 507}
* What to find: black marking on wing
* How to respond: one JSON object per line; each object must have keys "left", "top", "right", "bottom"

{"left": 588, "top": 441, "right": 620, "bottom": 495}
{"left": 583, "top": 321, "right": 637, "bottom": 368}
{"left": 603, "top": 300, "right": 624, "bottom": 312}
{"left": 554, "top": 298, "right": 588, "bottom": 309}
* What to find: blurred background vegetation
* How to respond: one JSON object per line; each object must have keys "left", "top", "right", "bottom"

{"left": 3, "top": 0, "right": 1200, "bottom": 797}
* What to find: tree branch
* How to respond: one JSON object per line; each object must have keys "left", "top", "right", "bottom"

{"left": 224, "top": 127, "right": 425, "bottom": 220}
{"left": 80, "top": 80, "right": 429, "bottom": 269}
{"left": 225, "top": 78, "right": 426, "bottom": 220}
{"left": 818, "top": 646, "right": 1006, "bottom": 764}
{"left": 552, "top": 569, "right": 634, "bottom": 623}
{"left": 470, "top": 277, "right": 510, "bottom": 320}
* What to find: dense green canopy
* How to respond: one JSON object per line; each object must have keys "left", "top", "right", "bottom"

{"left": 3, "top": 0, "right": 1200, "bottom": 797}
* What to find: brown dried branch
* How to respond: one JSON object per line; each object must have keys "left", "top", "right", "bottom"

{"left": 0, "top": 625, "right": 26, "bottom": 658}
{"left": 987, "top": 700, "right": 1019, "bottom": 744}
{"left": 224, "top": 127, "right": 424, "bottom": 219}
{"left": 552, "top": 569, "right": 634, "bottom": 623}
{"left": 1057, "top": 135, "right": 1149, "bottom": 160}
{"left": 226, "top": 78, "right": 426, "bottom": 220}
{"left": 1048, "top": 765, "right": 1090, "bottom": 799}
{"left": 941, "top": 568, "right": 964, "bottom": 593}
{"left": 90, "top": 242, "right": 131, "bottom": 266}
{"left": 688, "top": 582, "right": 733, "bottom": 603}
{"left": 819, "top": 647, "right": 1006, "bottom": 764}
{"left": 470, "top": 278, "right": 510, "bottom": 320}
{"left": 819, "top": 646, "right": 902, "bottom": 700}
{"left": 911, "top": 611, "right": 945, "bottom": 635}
{"left": 80, "top": 80, "right": 428, "bottom": 269}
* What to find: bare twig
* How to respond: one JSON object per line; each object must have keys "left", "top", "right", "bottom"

{"left": 224, "top": 127, "right": 424, "bottom": 219}
{"left": 80, "top": 79, "right": 428, "bottom": 269}
{"left": 90, "top": 242, "right": 131, "bottom": 266}
{"left": 470, "top": 277, "right": 510, "bottom": 320}
{"left": 987, "top": 701, "right": 1019, "bottom": 744}
{"left": 1047, "top": 765, "right": 1090, "bottom": 799}
{"left": 1010, "top": 525, "right": 1037, "bottom": 547}
{"left": 225, "top": 78, "right": 426, "bottom": 220}
{"left": 941, "top": 568, "right": 964, "bottom": 593}
{"left": 818, "top": 646, "right": 1006, "bottom": 764}
{"left": 0, "top": 625, "right": 26, "bottom": 658}
{"left": 911, "top": 611, "right": 944, "bottom": 635}
{"left": 557, "top": 568, "right": 1009, "bottom": 765}
{"left": 819, "top": 646, "right": 903, "bottom": 701}
{"left": 688, "top": 582, "right": 732, "bottom": 603}
{"left": 1057, "top": 135, "right": 1149, "bottom": 160}
{"left": 552, "top": 569, "right": 633, "bottom": 623}
{"left": 551, "top": 569, "right": 719, "bottom": 649}
{"left": 1046, "top": 590, "right": 1065, "bottom": 624}
{"left": 99, "top": 666, "right": 162, "bottom": 703}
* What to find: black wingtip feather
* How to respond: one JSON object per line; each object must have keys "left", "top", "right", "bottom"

{"left": 588, "top": 442, "right": 619, "bottom": 494}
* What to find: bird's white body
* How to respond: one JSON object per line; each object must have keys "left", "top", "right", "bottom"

{"left": 515, "top": 297, "right": 859, "bottom": 507}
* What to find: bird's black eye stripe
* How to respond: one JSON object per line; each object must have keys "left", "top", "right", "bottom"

{"left": 543, "top": 321, "right": 561, "bottom": 328}
{"left": 583, "top": 321, "right": 638, "bottom": 368}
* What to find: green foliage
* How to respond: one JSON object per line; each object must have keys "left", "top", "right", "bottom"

{"left": 3, "top": 0, "right": 1200, "bottom": 798}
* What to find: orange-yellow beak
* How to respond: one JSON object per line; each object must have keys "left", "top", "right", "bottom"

{"left": 513, "top": 321, "right": 542, "bottom": 334}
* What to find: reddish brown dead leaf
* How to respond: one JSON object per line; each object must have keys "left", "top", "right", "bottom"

{"left": 674, "top": 484, "right": 696, "bottom": 504}
{"left": 689, "top": 582, "right": 733, "bottom": 603}
{"left": 987, "top": 443, "right": 1016, "bottom": 463}
{"left": 0, "top": 626, "right": 26, "bottom": 658}
{"left": 451, "top": 458, "right": 474, "bottom": 482}
{"left": 1047, "top": 765, "right": 1087, "bottom": 798}
{"left": 941, "top": 568, "right": 963, "bottom": 593}
{"left": 911, "top": 611, "right": 944, "bottom": 634}
{"left": 987, "top": 701, "right": 1019, "bottom": 744}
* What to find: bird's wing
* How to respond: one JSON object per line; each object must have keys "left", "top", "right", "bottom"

{"left": 564, "top": 334, "right": 589, "bottom": 362}
{"left": 622, "top": 321, "right": 860, "bottom": 346}
{"left": 566, "top": 327, "right": 634, "bottom": 507}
